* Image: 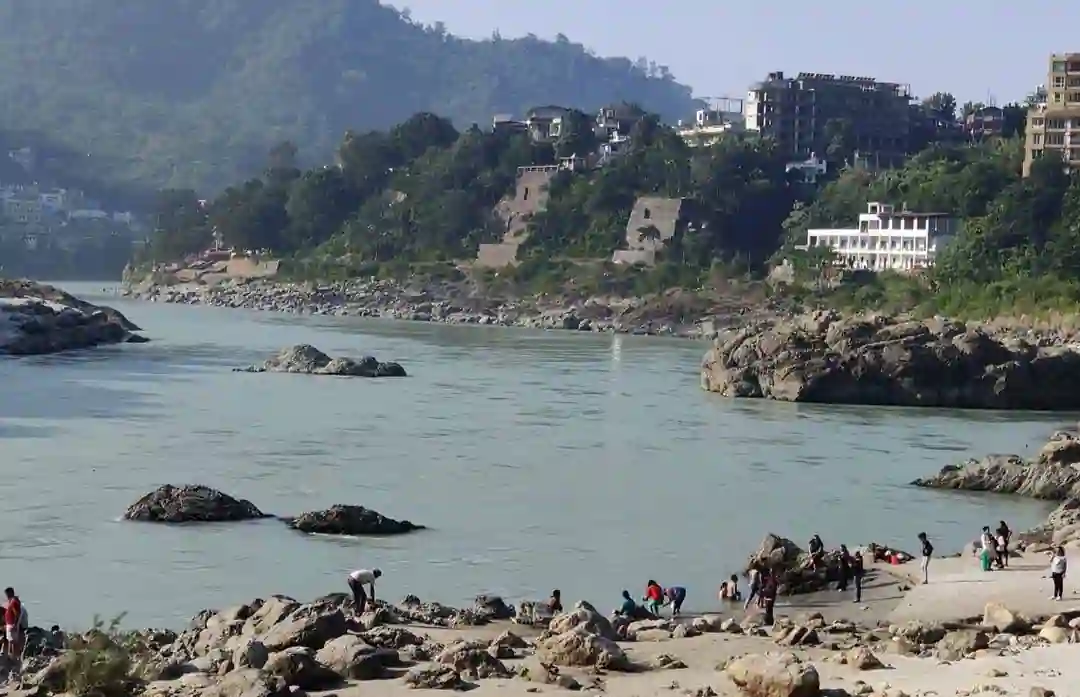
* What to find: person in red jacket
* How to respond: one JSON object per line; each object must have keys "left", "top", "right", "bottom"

{"left": 4, "top": 587, "right": 23, "bottom": 659}
{"left": 643, "top": 580, "right": 664, "bottom": 616}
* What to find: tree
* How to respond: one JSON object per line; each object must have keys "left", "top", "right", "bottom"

{"left": 923, "top": 92, "right": 958, "bottom": 123}
{"left": 823, "top": 118, "right": 856, "bottom": 166}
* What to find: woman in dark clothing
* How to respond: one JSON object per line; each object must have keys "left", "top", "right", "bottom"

{"left": 836, "top": 545, "right": 852, "bottom": 591}
{"left": 547, "top": 589, "right": 563, "bottom": 614}
{"left": 851, "top": 550, "right": 865, "bottom": 603}
{"left": 996, "top": 521, "right": 1011, "bottom": 569}
{"left": 760, "top": 569, "right": 778, "bottom": 626}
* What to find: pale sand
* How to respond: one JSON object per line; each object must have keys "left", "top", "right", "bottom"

{"left": 307, "top": 553, "right": 1076, "bottom": 696}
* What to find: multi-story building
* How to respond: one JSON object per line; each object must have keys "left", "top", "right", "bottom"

{"left": 1023, "top": 53, "right": 1080, "bottom": 175}
{"left": 803, "top": 202, "right": 958, "bottom": 272}
{"left": 964, "top": 106, "right": 1005, "bottom": 142}
{"left": 676, "top": 103, "right": 745, "bottom": 148}
{"left": 744, "top": 71, "right": 912, "bottom": 165}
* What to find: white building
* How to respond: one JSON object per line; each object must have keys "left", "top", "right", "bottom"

{"left": 804, "top": 202, "right": 958, "bottom": 272}
{"left": 676, "top": 107, "right": 744, "bottom": 148}
{"left": 786, "top": 153, "right": 828, "bottom": 184}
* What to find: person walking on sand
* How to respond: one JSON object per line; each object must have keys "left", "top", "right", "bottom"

{"left": 4, "top": 588, "right": 24, "bottom": 660}
{"left": 996, "top": 521, "right": 1011, "bottom": 569}
{"left": 663, "top": 585, "right": 687, "bottom": 616}
{"left": 836, "top": 545, "right": 852, "bottom": 592}
{"left": 980, "top": 527, "right": 997, "bottom": 572}
{"left": 643, "top": 580, "right": 664, "bottom": 616}
{"left": 1049, "top": 546, "right": 1068, "bottom": 601}
{"left": 744, "top": 564, "right": 761, "bottom": 610}
{"left": 760, "top": 569, "right": 778, "bottom": 626}
{"left": 346, "top": 568, "right": 381, "bottom": 615}
{"left": 918, "top": 532, "right": 933, "bottom": 584}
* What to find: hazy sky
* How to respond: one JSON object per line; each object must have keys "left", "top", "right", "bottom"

{"left": 391, "top": 0, "right": 1077, "bottom": 107}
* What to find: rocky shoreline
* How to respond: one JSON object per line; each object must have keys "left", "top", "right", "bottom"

{"left": 121, "top": 277, "right": 785, "bottom": 339}
{"left": 1, "top": 279, "right": 147, "bottom": 355}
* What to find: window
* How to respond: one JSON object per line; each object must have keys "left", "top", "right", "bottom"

{"left": 1048, "top": 119, "right": 1067, "bottom": 130}
{"left": 1055, "top": 76, "right": 1067, "bottom": 88}
{"left": 1069, "top": 92, "right": 1080, "bottom": 104}
{"left": 1054, "top": 61, "right": 1067, "bottom": 73}
{"left": 1048, "top": 133, "right": 1066, "bottom": 145}
{"left": 868, "top": 219, "right": 880, "bottom": 230}
{"left": 1032, "top": 117, "right": 1045, "bottom": 127}
{"left": 1033, "top": 133, "right": 1043, "bottom": 145}
{"left": 522, "top": 187, "right": 529, "bottom": 201}
{"left": 904, "top": 217, "right": 914, "bottom": 230}
{"left": 1054, "top": 92, "right": 1063, "bottom": 104}
{"left": 859, "top": 220, "right": 868, "bottom": 232}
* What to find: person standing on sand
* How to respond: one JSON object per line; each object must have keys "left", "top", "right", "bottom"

{"left": 744, "top": 564, "right": 761, "bottom": 610}
{"left": 980, "top": 527, "right": 997, "bottom": 572}
{"left": 851, "top": 548, "right": 865, "bottom": 603}
{"left": 760, "top": 569, "right": 778, "bottom": 626}
{"left": 1049, "top": 546, "right": 1067, "bottom": 601}
{"left": 836, "top": 545, "right": 852, "bottom": 591}
{"left": 996, "top": 521, "right": 1011, "bottom": 569}
{"left": 917, "top": 532, "right": 933, "bottom": 584}
{"left": 346, "top": 568, "right": 381, "bottom": 615}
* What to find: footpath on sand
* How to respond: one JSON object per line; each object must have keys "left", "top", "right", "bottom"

{"left": 877, "top": 553, "right": 1079, "bottom": 624}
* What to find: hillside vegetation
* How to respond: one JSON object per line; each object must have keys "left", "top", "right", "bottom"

{"left": 146, "top": 104, "right": 1080, "bottom": 318}
{"left": 0, "top": 0, "right": 696, "bottom": 191}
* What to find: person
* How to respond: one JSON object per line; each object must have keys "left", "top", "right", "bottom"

{"left": 979, "top": 527, "right": 996, "bottom": 572}
{"left": 759, "top": 569, "right": 778, "bottom": 626}
{"left": 547, "top": 589, "right": 563, "bottom": 614}
{"left": 50, "top": 625, "right": 67, "bottom": 650}
{"left": 4, "top": 588, "right": 24, "bottom": 659}
{"left": 744, "top": 565, "right": 761, "bottom": 610}
{"left": 719, "top": 574, "right": 741, "bottom": 602}
{"left": 663, "top": 585, "right": 687, "bottom": 616}
{"left": 346, "top": 568, "right": 381, "bottom": 615}
{"left": 643, "top": 580, "right": 664, "bottom": 616}
{"left": 1050, "top": 546, "right": 1068, "bottom": 601}
{"left": 996, "top": 521, "right": 1011, "bottom": 569}
{"left": 836, "top": 545, "right": 852, "bottom": 592}
{"left": 851, "top": 548, "right": 865, "bottom": 603}
{"left": 807, "top": 535, "right": 825, "bottom": 570}
{"left": 917, "top": 532, "right": 933, "bottom": 584}
{"left": 616, "top": 590, "right": 642, "bottom": 618}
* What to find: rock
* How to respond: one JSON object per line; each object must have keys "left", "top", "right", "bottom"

{"left": 723, "top": 652, "right": 821, "bottom": 697}
{"left": 491, "top": 630, "right": 528, "bottom": 650}
{"left": 913, "top": 452, "right": 1080, "bottom": 500}
{"left": 650, "top": 653, "right": 688, "bottom": 670}
{"left": 890, "top": 620, "right": 947, "bottom": 645}
{"left": 844, "top": 647, "right": 885, "bottom": 670}
{"left": 0, "top": 280, "right": 147, "bottom": 356}
{"left": 404, "top": 665, "right": 472, "bottom": 690}
{"left": 261, "top": 609, "right": 348, "bottom": 651}
{"left": 982, "top": 603, "right": 1031, "bottom": 634}
{"left": 701, "top": 311, "right": 1080, "bottom": 410}
{"left": 435, "top": 639, "right": 511, "bottom": 678}
{"left": 123, "top": 484, "right": 268, "bottom": 523}
{"left": 237, "top": 344, "right": 406, "bottom": 377}
{"left": 314, "top": 635, "right": 399, "bottom": 680}
{"left": 263, "top": 647, "right": 342, "bottom": 690}
{"left": 745, "top": 533, "right": 844, "bottom": 595}
{"left": 774, "top": 626, "right": 819, "bottom": 647}
{"left": 473, "top": 594, "right": 515, "bottom": 620}
{"left": 1038, "top": 625, "right": 1073, "bottom": 644}
{"left": 514, "top": 600, "right": 556, "bottom": 627}
{"left": 283, "top": 504, "right": 424, "bottom": 535}
{"left": 935, "top": 629, "right": 989, "bottom": 661}
{"left": 231, "top": 639, "right": 269, "bottom": 670}
{"left": 548, "top": 601, "right": 617, "bottom": 640}
{"left": 535, "top": 627, "right": 631, "bottom": 671}
{"left": 1030, "top": 688, "right": 1055, "bottom": 697}
{"left": 362, "top": 626, "right": 424, "bottom": 649}
{"left": 199, "top": 669, "right": 291, "bottom": 697}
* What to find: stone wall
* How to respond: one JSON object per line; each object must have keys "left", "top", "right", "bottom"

{"left": 611, "top": 196, "right": 688, "bottom": 265}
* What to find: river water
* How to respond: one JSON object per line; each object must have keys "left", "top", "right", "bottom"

{"left": 0, "top": 283, "right": 1067, "bottom": 629}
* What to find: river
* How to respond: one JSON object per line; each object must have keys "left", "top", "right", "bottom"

{"left": 0, "top": 282, "right": 1067, "bottom": 629}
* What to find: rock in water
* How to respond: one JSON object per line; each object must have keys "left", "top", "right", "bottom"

{"left": 236, "top": 344, "right": 406, "bottom": 377}
{"left": 284, "top": 505, "right": 424, "bottom": 535}
{"left": 124, "top": 484, "right": 268, "bottom": 523}
{"left": 0, "top": 279, "right": 147, "bottom": 355}
{"left": 700, "top": 310, "right": 1080, "bottom": 410}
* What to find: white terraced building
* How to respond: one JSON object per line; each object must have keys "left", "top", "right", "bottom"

{"left": 804, "top": 202, "right": 958, "bottom": 271}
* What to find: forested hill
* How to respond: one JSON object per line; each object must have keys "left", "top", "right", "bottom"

{"left": 0, "top": 0, "right": 698, "bottom": 192}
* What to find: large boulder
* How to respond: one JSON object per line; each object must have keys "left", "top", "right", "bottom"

{"left": 0, "top": 280, "right": 147, "bottom": 355}
{"left": 535, "top": 626, "right": 630, "bottom": 671}
{"left": 744, "top": 534, "right": 838, "bottom": 595}
{"left": 123, "top": 485, "right": 268, "bottom": 523}
{"left": 236, "top": 344, "right": 406, "bottom": 377}
{"left": 314, "top": 635, "right": 399, "bottom": 680}
{"left": 701, "top": 311, "right": 1080, "bottom": 410}
{"left": 913, "top": 428, "right": 1080, "bottom": 500}
{"left": 283, "top": 505, "right": 424, "bottom": 536}
{"left": 548, "top": 601, "right": 617, "bottom": 640}
{"left": 723, "top": 652, "right": 821, "bottom": 697}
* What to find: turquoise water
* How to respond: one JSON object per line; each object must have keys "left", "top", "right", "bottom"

{"left": 0, "top": 283, "right": 1064, "bottom": 628}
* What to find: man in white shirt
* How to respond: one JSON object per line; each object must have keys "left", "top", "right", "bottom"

{"left": 347, "top": 568, "right": 381, "bottom": 614}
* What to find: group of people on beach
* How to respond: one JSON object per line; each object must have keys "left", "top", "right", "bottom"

{"left": 974, "top": 521, "right": 1069, "bottom": 601}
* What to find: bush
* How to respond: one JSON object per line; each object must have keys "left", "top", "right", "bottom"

{"left": 49, "top": 615, "right": 147, "bottom": 697}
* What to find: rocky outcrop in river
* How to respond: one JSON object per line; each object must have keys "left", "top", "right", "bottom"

{"left": 284, "top": 505, "right": 424, "bottom": 536}
{"left": 236, "top": 345, "right": 406, "bottom": 377}
{"left": 912, "top": 427, "right": 1080, "bottom": 499}
{"left": 1, "top": 279, "right": 147, "bottom": 355}
{"left": 124, "top": 485, "right": 269, "bottom": 523}
{"left": 701, "top": 310, "right": 1080, "bottom": 410}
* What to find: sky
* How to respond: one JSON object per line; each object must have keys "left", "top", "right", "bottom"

{"left": 390, "top": 0, "right": 1079, "bottom": 107}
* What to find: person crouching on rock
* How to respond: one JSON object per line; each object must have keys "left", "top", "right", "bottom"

{"left": 663, "top": 585, "right": 687, "bottom": 616}
{"left": 643, "top": 580, "right": 664, "bottom": 616}
{"left": 347, "top": 568, "right": 381, "bottom": 615}
{"left": 616, "top": 589, "right": 648, "bottom": 619}
{"left": 807, "top": 535, "right": 825, "bottom": 570}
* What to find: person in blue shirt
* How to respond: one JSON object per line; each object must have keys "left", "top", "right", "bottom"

{"left": 663, "top": 585, "right": 687, "bottom": 616}
{"left": 617, "top": 590, "right": 639, "bottom": 617}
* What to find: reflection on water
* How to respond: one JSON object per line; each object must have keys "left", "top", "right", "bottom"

{"left": 0, "top": 283, "right": 1067, "bottom": 628}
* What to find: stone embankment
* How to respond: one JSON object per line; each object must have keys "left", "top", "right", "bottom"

{"left": 123, "top": 277, "right": 783, "bottom": 339}
{"left": 701, "top": 310, "right": 1080, "bottom": 410}
{"left": 1, "top": 279, "right": 147, "bottom": 355}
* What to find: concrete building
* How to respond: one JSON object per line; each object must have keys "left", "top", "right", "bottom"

{"left": 964, "top": 106, "right": 1005, "bottom": 142}
{"left": 475, "top": 165, "right": 561, "bottom": 268}
{"left": 1023, "top": 53, "right": 1080, "bottom": 176}
{"left": 744, "top": 71, "right": 912, "bottom": 164}
{"left": 677, "top": 106, "right": 744, "bottom": 148}
{"left": 803, "top": 202, "right": 957, "bottom": 272}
